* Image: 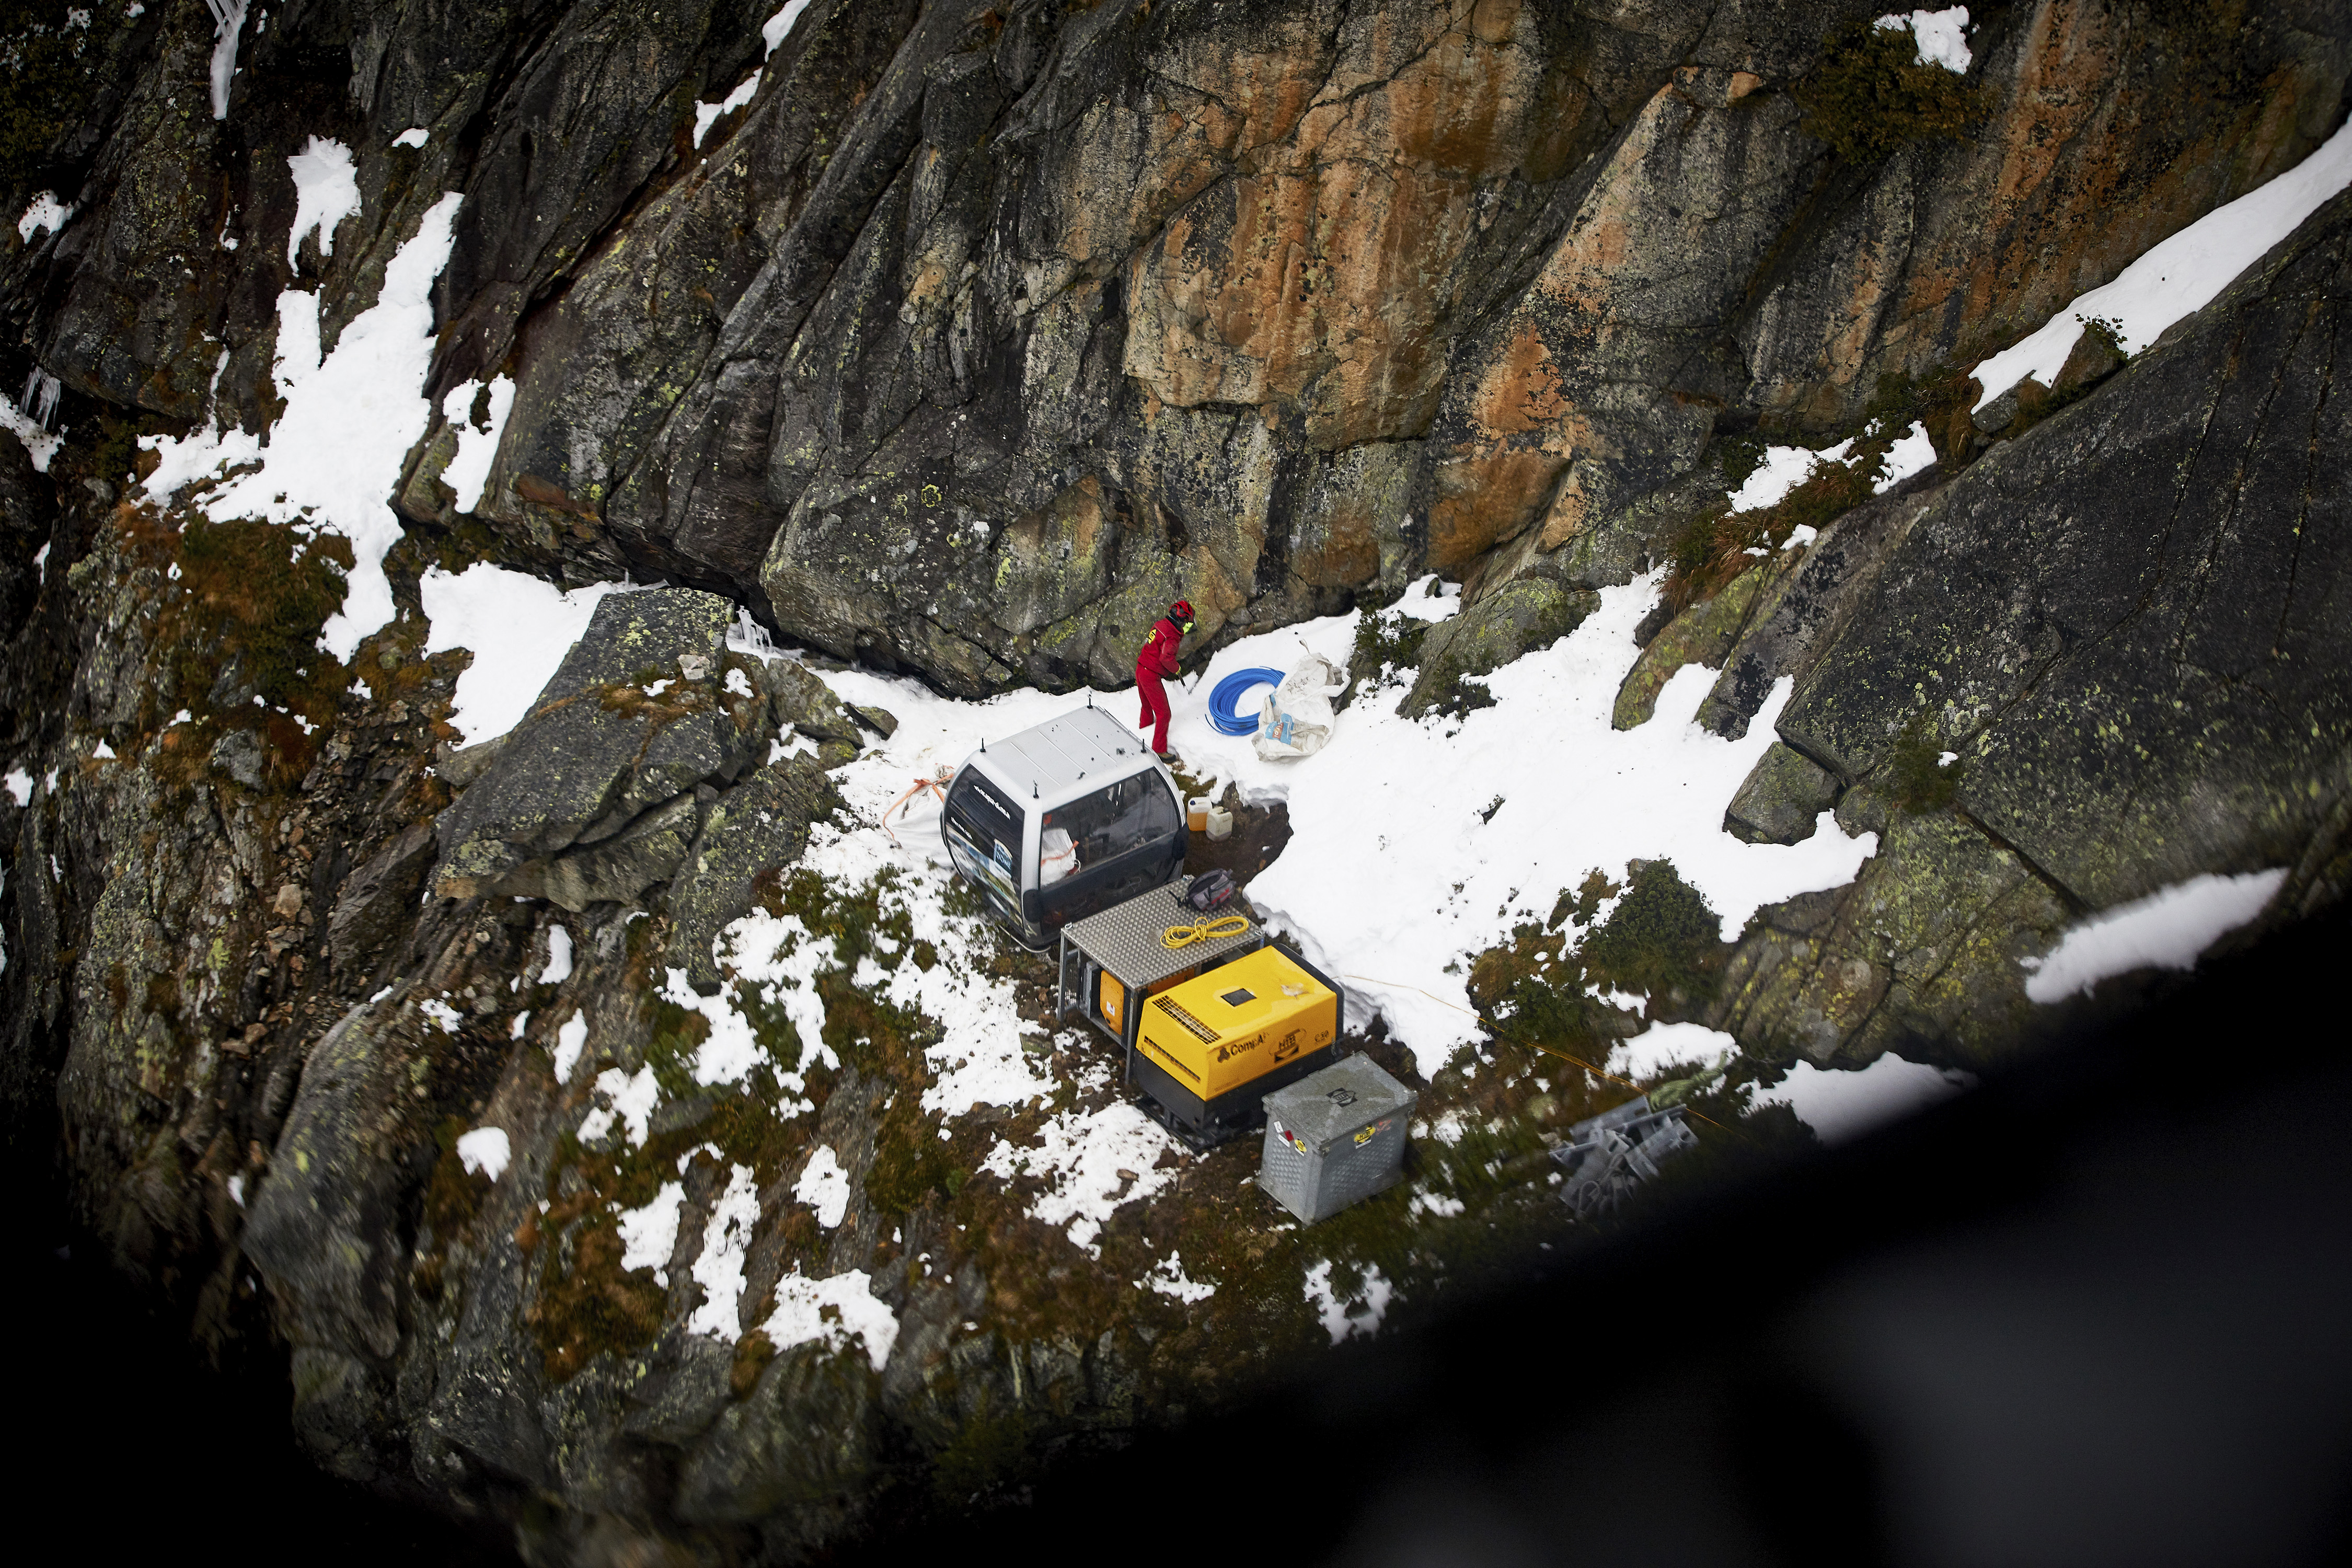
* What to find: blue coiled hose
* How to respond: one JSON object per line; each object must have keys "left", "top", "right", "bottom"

{"left": 1207, "top": 667, "right": 1284, "bottom": 736}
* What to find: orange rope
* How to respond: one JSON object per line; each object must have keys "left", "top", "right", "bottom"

{"left": 881, "top": 768, "right": 952, "bottom": 846}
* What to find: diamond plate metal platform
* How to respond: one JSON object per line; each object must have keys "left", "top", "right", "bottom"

{"left": 1061, "top": 876, "right": 1260, "bottom": 990}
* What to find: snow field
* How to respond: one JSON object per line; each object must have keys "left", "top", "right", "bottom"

{"left": 433, "top": 418, "right": 2284, "bottom": 1369}
{"left": 788, "top": 574, "right": 2053, "bottom": 1155}
{"left": 792, "top": 579, "right": 1959, "bottom": 1221}
{"left": 1159, "top": 579, "right": 1879, "bottom": 1077}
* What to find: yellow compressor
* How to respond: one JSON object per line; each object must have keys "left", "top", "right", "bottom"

{"left": 1131, "top": 945, "right": 1342, "bottom": 1143}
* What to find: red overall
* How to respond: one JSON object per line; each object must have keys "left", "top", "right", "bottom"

{"left": 1135, "top": 615, "right": 1183, "bottom": 754}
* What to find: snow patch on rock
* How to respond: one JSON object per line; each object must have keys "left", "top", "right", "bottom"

{"left": 539, "top": 925, "right": 575, "bottom": 986}
{"left": 1874, "top": 8, "right": 1971, "bottom": 74}
{"left": 760, "top": 1268, "right": 900, "bottom": 1371}
{"left": 285, "top": 136, "right": 360, "bottom": 269}
{"left": 793, "top": 1144, "right": 851, "bottom": 1229}
{"left": 1304, "top": 1259, "right": 1393, "bottom": 1345}
{"left": 456, "top": 1126, "right": 510, "bottom": 1180}
{"left": 2022, "top": 869, "right": 2286, "bottom": 1003}
{"left": 551, "top": 1011, "right": 589, "bottom": 1083}
{"left": 979, "top": 1102, "right": 1184, "bottom": 1255}
{"left": 1144, "top": 1251, "right": 1217, "bottom": 1303}
{"left": 437, "top": 375, "right": 516, "bottom": 512}
{"left": 1610, "top": 1020, "right": 1738, "bottom": 1080}
{"left": 422, "top": 565, "right": 631, "bottom": 744}
{"left": 143, "top": 189, "right": 467, "bottom": 661}
{"left": 617, "top": 1182, "right": 685, "bottom": 1284}
{"left": 1749, "top": 1055, "right": 1974, "bottom": 1144}
{"left": 686, "top": 1163, "right": 762, "bottom": 1338}
{"left": 1973, "top": 118, "right": 2352, "bottom": 407}
{"left": 584, "top": 1065, "right": 661, "bottom": 1147}
{"left": 17, "top": 192, "right": 74, "bottom": 244}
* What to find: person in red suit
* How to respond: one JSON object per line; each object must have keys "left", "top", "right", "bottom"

{"left": 1134, "top": 598, "right": 1193, "bottom": 760}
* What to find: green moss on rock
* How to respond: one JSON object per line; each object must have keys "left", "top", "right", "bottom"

{"left": 1884, "top": 719, "right": 1964, "bottom": 815}
{"left": 1795, "top": 20, "right": 1984, "bottom": 165}
{"left": 1580, "top": 860, "right": 1727, "bottom": 1011}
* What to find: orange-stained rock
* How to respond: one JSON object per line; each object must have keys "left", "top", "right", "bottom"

{"left": 1124, "top": 0, "right": 1555, "bottom": 449}
{"left": 1417, "top": 70, "right": 1813, "bottom": 598}
{"left": 1471, "top": 323, "right": 1571, "bottom": 439}
{"left": 1744, "top": 0, "right": 2348, "bottom": 428}
{"left": 1428, "top": 445, "right": 1567, "bottom": 573}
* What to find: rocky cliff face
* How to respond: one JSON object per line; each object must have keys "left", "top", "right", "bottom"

{"left": 6, "top": 0, "right": 2352, "bottom": 1560}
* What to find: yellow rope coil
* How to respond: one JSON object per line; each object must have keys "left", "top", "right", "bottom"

{"left": 1161, "top": 914, "right": 1250, "bottom": 949}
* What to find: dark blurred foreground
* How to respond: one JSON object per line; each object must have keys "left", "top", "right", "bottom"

{"left": 872, "top": 898, "right": 2352, "bottom": 1568}
{"left": 19, "top": 900, "right": 2350, "bottom": 1566}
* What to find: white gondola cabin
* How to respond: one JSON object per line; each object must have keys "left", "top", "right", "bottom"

{"left": 938, "top": 706, "right": 1186, "bottom": 948}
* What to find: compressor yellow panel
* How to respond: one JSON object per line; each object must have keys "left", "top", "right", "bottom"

{"left": 1137, "top": 947, "right": 1338, "bottom": 1105}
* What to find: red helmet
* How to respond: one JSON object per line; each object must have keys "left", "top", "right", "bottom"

{"left": 1170, "top": 599, "right": 1193, "bottom": 620}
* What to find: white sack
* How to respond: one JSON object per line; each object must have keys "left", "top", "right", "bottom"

{"left": 1254, "top": 653, "right": 1350, "bottom": 761}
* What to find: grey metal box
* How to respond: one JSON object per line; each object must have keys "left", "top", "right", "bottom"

{"left": 1257, "top": 1054, "right": 1416, "bottom": 1224}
